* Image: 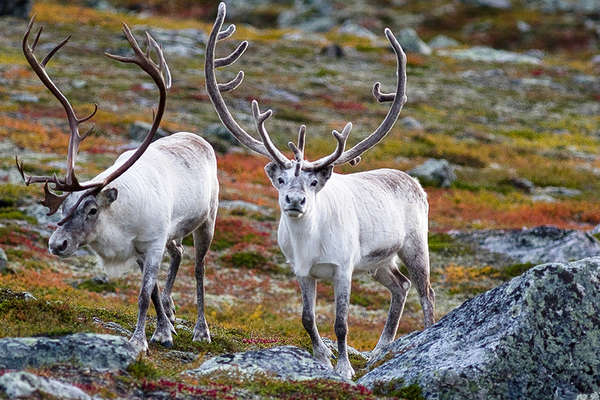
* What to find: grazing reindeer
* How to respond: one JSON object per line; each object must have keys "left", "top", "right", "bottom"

{"left": 205, "top": 3, "right": 435, "bottom": 378}
{"left": 16, "top": 19, "right": 219, "bottom": 353}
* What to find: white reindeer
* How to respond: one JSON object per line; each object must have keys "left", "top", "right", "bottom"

{"left": 205, "top": 3, "right": 435, "bottom": 378}
{"left": 16, "top": 19, "right": 218, "bottom": 353}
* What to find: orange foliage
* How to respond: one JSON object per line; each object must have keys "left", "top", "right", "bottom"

{"left": 428, "top": 188, "right": 600, "bottom": 231}
{"left": 0, "top": 115, "right": 113, "bottom": 154}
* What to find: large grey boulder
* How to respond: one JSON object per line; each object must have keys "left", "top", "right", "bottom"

{"left": 408, "top": 159, "right": 456, "bottom": 188}
{"left": 0, "top": 371, "right": 91, "bottom": 400}
{"left": 185, "top": 345, "right": 348, "bottom": 382}
{"left": 359, "top": 257, "right": 600, "bottom": 399}
{"left": 0, "top": 333, "right": 138, "bottom": 371}
{"left": 456, "top": 225, "right": 600, "bottom": 264}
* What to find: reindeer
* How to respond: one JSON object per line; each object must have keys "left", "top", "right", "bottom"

{"left": 15, "top": 19, "right": 219, "bottom": 353}
{"left": 205, "top": 3, "right": 435, "bottom": 378}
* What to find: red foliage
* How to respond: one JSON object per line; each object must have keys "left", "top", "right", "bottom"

{"left": 142, "top": 379, "right": 235, "bottom": 399}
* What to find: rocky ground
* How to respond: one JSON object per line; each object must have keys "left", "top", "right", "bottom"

{"left": 0, "top": 0, "right": 599, "bottom": 398}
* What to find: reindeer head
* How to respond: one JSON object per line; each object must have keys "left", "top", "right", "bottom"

{"left": 16, "top": 18, "right": 171, "bottom": 256}
{"left": 205, "top": 2, "right": 407, "bottom": 219}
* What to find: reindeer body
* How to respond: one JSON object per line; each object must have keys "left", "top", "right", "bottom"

{"left": 279, "top": 169, "right": 427, "bottom": 279}
{"left": 203, "top": 3, "right": 435, "bottom": 379}
{"left": 63, "top": 132, "right": 218, "bottom": 273}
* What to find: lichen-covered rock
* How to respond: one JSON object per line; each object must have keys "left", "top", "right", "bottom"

{"left": 184, "top": 345, "right": 349, "bottom": 382}
{"left": 0, "top": 0, "right": 31, "bottom": 18}
{"left": 396, "top": 28, "right": 432, "bottom": 55}
{"left": 0, "top": 333, "right": 138, "bottom": 371}
{"left": 0, "top": 371, "right": 91, "bottom": 400}
{"left": 358, "top": 258, "right": 600, "bottom": 399}
{"left": 439, "top": 46, "right": 541, "bottom": 64}
{"left": 456, "top": 225, "right": 600, "bottom": 264}
{"left": 408, "top": 158, "right": 456, "bottom": 188}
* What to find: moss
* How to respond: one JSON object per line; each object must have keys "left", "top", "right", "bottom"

{"left": 0, "top": 184, "right": 31, "bottom": 208}
{"left": 428, "top": 233, "right": 473, "bottom": 256}
{"left": 77, "top": 279, "right": 118, "bottom": 293}
{"left": 0, "top": 208, "right": 37, "bottom": 224}
{"left": 372, "top": 378, "right": 425, "bottom": 400}
{"left": 496, "top": 262, "right": 535, "bottom": 280}
{"left": 127, "top": 357, "right": 160, "bottom": 380}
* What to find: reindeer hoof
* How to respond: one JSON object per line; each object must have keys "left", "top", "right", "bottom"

{"left": 129, "top": 335, "right": 148, "bottom": 355}
{"left": 192, "top": 327, "right": 211, "bottom": 343}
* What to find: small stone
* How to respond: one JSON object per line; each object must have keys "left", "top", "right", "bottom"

{"left": 408, "top": 159, "right": 456, "bottom": 188}
{"left": 505, "top": 177, "right": 534, "bottom": 193}
{"left": 396, "top": 28, "right": 431, "bottom": 55}
{"left": 10, "top": 93, "right": 39, "bottom": 103}
{"left": 429, "top": 35, "right": 460, "bottom": 49}
{"left": 338, "top": 21, "right": 377, "bottom": 40}
{"left": 461, "top": 0, "right": 512, "bottom": 8}
{"left": 0, "top": 248, "right": 7, "bottom": 273}
{"left": 517, "top": 20, "right": 531, "bottom": 32}
{"left": 537, "top": 186, "right": 582, "bottom": 198}
{"left": 399, "top": 116, "right": 423, "bottom": 130}
{"left": 0, "top": 371, "right": 91, "bottom": 400}
{"left": 129, "top": 121, "right": 170, "bottom": 142}
{"left": 592, "top": 55, "right": 600, "bottom": 65}
{"left": 320, "top": 44, "right": 344, "bottom": 58}
{"left": 439, "top": 46, "right": 541, "bottom": 64}
{"left": 219, "top": 200, "right": 271, "bottom": 216}
{"left": 71, "top": 80, "right": 87, "bottom": 89}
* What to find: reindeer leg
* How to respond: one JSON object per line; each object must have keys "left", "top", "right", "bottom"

{"left": 371, "top": 263, "right": 410, "bottom": 356}
{"left": 191, "top": 211, "right": 216, "bottom": 343}
{"left": 130, "top": 246, "right": 169, "bottom": 353}
{"left": 333, "top": 270, "right": 354, "bottom": 379}
{"left": 298, "top": 276, "right": 333, "bottom": 368}
{"left": 162, "top": 240, "right": 183, "bottom": 324}
{"left": 400, "top": 234, "right": 435, "bottom": 328}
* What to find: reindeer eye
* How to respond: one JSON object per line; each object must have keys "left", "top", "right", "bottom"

{"left": 310, "top": 180, "right": 318, "bottom": 187}
{"left": 278, "top": 178, "right": 285, "bottom": 184}
{"left": 88, "top": 208, "right": 97, "bottom": 216}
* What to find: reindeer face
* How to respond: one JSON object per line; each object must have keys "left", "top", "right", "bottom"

{"left": 48, "top": 188, "right": 117, "bottom": 257}
{"left": 265, "top": 162, "right": 333, "bottom": 218}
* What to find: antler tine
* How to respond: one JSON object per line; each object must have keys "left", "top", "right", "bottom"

{"left": 304, "top": 123, "right": 352, "bottom": 171}
{"left": 31, "top": 26, "right": 42, "bottom": 51}
{"left": 205, "top": 2, "right": 279, "bottom": 161}
{"left": 251, "top": 100, "right": 291, "bottom": 167}
{"left": 214, "top": 41, "right": 248, "bottom": 68}
{"left": 288, "top": 125, "right": 306, "bottom": 162}
{"left": 40, "top": 35, "right": 71, "bottom": 67}
{"left": 217, "top": 70, "right": 244, "bottom": 93}
{"left": 332, "top": 28, "right": 407, "bottom": 166}
{"left": 146, "top": 32, "right": 172, "bottom": 89}
{"left": 99, "top": 24, "right": 169, "bottom": 192}
{"left": 218, "top": 24, "right": 236, "bottom": 41}
{"left": 372, "top": 82, "right": 395, "bottom": 103}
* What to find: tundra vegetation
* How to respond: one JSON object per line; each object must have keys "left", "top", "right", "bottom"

{"left": 0, "top": 0, "right": 599, "bottom": 399}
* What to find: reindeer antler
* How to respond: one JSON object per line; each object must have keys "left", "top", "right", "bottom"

{"left": 205, "top": 2, "right": 407, "bottom": 173}
{"left": 16, "top": 19, "right": 171, "bottom": 224}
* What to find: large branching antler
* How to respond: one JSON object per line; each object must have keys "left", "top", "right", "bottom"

{"left": 16, "top": 17, "right": 103, "bottom": 214}
{"left": 15, "top": 18, "right": 171, "bottom": 223}
{"left": 206, "top": 2, "right": 407, "bottom": 172}
{"left": 205, "top": 2, "right": 291, "bottom": 168}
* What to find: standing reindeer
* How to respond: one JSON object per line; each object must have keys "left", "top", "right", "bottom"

{"left": 16, "top": 19, "right": 219, "bottom": 353}
{"left": 205, "top": 3, "right": 435, "bottom": 378}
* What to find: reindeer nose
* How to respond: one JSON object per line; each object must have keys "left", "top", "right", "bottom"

{"left": 51, "top": 239, "right": 68, "bottom": 255}
{"left": 285, "top": 195, "right": 291, "bottom": 203}
{"left": 285, "top": 193, "right": 306, "bottom": 207}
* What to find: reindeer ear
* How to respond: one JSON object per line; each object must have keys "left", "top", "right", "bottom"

{"left": 318, "top": 165, "right": 334, "bottom": 181}
{"left": 264, "top": 162, "right": 283, "bottom": 187}
{"left": 98, "top": 188, "right": 118, "bottom": 207}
